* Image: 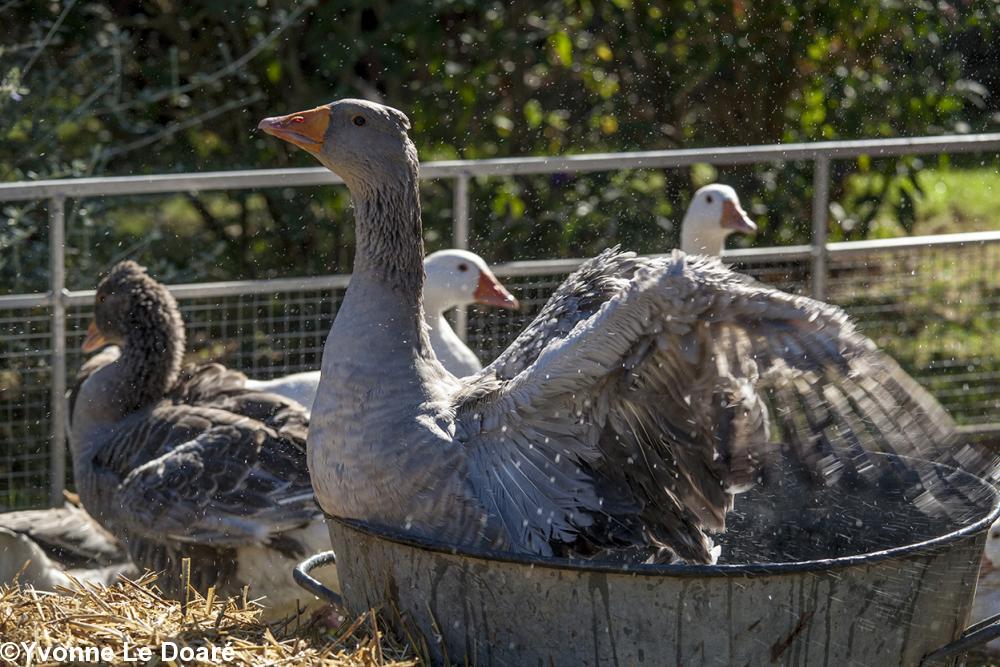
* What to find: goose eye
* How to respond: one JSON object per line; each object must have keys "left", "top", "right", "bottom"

{"left": 706, "top": 195, "right": 714, "bottom": 204}
{"left": 353, "top": 115, "right": 367, "bottom": 127}
{"left": 457, "top": 263, "right": 469, "bottom": 272}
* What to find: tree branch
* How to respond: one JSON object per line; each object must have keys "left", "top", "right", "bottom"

{"left": 92, "top": 0, "right": 316, "bottom": 116}
{"left": 96, "top": 92, "right": 262, "bottom": 162}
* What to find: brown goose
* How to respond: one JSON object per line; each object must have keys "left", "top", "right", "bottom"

{"left": 260, "top": 99, "right": 978, "bottom": 564}
{"left": 68, "top": 261, "right": 329, "bottom": 614}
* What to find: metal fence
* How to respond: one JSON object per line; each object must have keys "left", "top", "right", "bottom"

{"left": 1, "top": 134, "right": 999, "bottom": 509}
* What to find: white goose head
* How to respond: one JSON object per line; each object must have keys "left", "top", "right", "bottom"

{"left": 423, "top": 249, "right": 519, "bottom": 315}
{"left": 680, "top": 183, "right": 757, "bottom": 256}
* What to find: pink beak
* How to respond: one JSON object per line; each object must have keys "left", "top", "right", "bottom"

{"left": 721, "top": 199, "right": 757, "bottom": 235}
{"left": 474, "top": 271, "right": 520, "bottom": 310}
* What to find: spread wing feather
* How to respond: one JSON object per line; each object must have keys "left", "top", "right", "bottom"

{"left": 456, "top": 249, "right": 974, "bottom": 563}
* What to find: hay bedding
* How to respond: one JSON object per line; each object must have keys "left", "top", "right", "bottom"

{"left": 0, "top": 570, "right": 417, "bottom": 666}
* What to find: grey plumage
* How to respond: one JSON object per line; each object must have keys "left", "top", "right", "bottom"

{"left": 68, "top": 345, "right": 122, "bottom": 430}
{"left": 262, "top": 99, "right": 989, "bottom": 567}
{"left": 68, "top": 261, "right": 324, "bottom": 603}
{"left": 456, "top": 248, "right": 976, "bottom": 562}
{"left": 0, "top": 500, "right": 127, "bottom": 570}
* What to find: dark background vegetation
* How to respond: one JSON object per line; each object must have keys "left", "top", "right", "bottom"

{"left": 1, "top": 0, "right": 999, "bottom": 292}
{"left": 1, "top": 1, "right": 999, "bottom": 508}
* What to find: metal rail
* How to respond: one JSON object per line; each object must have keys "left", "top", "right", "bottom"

{"left": 811, "top": 156, "right": 831, "bottom": 300}
{"left": 453, "top": 174, "right": 471, "bottom": 340}
{"left": 2, "top": 132, "right": 998, "bottom": 505}
{"left": 3, "top": 230, "right": 996, "bottom": 308}
{"left": 47, "top": 198, "right": 66, "bottom": 507}
{"left": 1, "top": 133, "right": 999, "bottom": 202}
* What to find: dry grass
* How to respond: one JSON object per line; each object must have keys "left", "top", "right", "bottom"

{"left": 0, "top": 570, "right": 418, "bottom": 666}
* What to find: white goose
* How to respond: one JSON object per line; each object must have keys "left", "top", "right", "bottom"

{"left": 250, "top": 187, "right": 749, "bottom": 413}
{"left": 245, "top": 249, "right": 517, "bottom": 411}
{"left": 0, "top": 528, "right": 80, "bottom": 590}
{"left": 0, "top": 530, "right": 132, "bottom": 590}
{"left": 260, "top": 99, "right": 958, "bottom": 564}
{"left": 679, "top": 183, "right": 757, "bottom": 256}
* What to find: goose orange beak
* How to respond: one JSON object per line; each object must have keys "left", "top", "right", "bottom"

{"left": 258, "top": 106, "right": 330, "bottom": 153}
{"left": 474, "top": 271, "right": 520, "bottom": 310}
{"left": 721, "top": 199, "right": 757, "bottom": 235}
{"left": 81, "top": 321, "right": 109, "bottom": 353}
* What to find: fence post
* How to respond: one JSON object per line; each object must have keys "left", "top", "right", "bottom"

{"left": 811, "top": 156, "right": 831, "bottom": 301}
{"left": 452, "top": 174, "right": 471, "bottom": 341}
{"left": 48, "top": 196, "right": 67, "bottom": 507}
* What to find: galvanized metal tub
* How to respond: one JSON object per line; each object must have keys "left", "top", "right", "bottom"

{"left": 297, "top": 455, "right": 1000, "bottom": 666}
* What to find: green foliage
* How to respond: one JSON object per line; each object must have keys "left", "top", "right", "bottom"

{"left": 0, "top": 0, "right": 998, "bottom": 292}
{"left": 841, "top": 166, "right": 1000, "bottom": 237}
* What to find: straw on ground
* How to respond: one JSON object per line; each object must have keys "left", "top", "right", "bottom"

{"left": 0, "top": 570, "right": 417, "bottom": 666}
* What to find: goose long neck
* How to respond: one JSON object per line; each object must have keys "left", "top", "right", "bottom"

{"left": 341, "top": 160, "right": 436, "bottom": 364}
{"left": 316, "top": 142, "right": 452, "bottom": 434}
{"left": 352, "top": 170, "right": 425, "bottom": 302}
{"left": 681, "top": 214, "right": 728, "bottom": 256}
{"left": 112, "top": 303, "right": 185, "bottom": 415}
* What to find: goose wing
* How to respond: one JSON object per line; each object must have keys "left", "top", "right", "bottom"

{"left": 92, "top": 402, "right": 316, "bottom": 554}
{"left": 456, "top": 249, "right": 970, "bottom": 563}
{"left": 0, "top": 503, "right": 125, "bottom": 568}
{"left": 172, "top": 362, "right": 310, "bottom": 442}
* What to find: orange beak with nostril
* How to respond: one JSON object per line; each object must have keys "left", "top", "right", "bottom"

{"left": 257, "top": 107, "right": 330, "bottom": 154}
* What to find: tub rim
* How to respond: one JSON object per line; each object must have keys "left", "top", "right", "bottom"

{"left": 325, "top": 453, "right": 1000, "bottom": 578}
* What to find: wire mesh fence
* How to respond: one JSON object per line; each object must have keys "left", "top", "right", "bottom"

{"left": 0, "top": 306, "right": 53, "bottom": 509}
{"left": 3, "top": 134, "right": 998, "bottom": 509}
{"left": 823, "top": 240, "right": 999, "bottom": 428}
{"left": 2, "top": 234, "right": 995, "bottom": 510}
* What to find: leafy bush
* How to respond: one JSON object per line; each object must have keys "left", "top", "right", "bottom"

{"left": 1, "top": 0, "right": 998, "bottom": 292}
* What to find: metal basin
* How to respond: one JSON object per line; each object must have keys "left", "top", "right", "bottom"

{"left": 297, "top": 454, "right": 1000, "bottom": 666}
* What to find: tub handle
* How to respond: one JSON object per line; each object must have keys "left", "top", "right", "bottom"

{"left": 921, "top": 612, "right": 1000, "bottom": 665}
{"left": 293, "top": 550, "right": 344, "bottom": 607}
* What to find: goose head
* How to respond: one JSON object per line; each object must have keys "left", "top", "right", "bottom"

{"left": 423, "top": 249, "right": 519, "bottom": 315}
{"left": 258, "top": 99, "right": 416, "bottom": 192}
{"left": 680, "top": 183, "right": 757, "bottom": 256}
{"left": 78, "top": 261, "right": 185, "bottom": 414}
{"left": 82, "top": 260, "right": 184, "bottom": 355}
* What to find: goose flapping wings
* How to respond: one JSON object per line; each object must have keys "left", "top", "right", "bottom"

{"left": 259, "top": 98, "right": 989, "bottom": 567}
{"left": 452, "top": 247, "right": 966, "bottom": 563}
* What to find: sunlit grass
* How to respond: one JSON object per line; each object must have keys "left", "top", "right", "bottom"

{"left": 913, "top": 168, "right": 1000, "bottom": 235}
{"left": 828, "top": 238, "right": 999, "bottom": 425}
{"left": 845, "top": 167, "right": 1000, "bottom": 238}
